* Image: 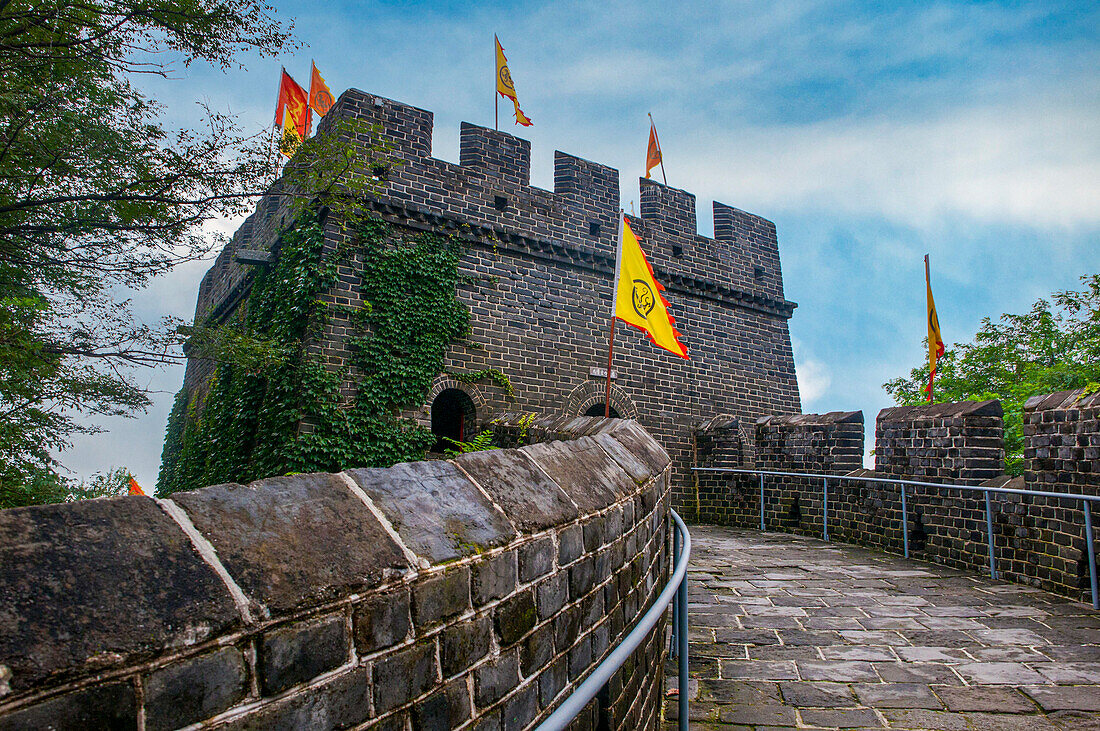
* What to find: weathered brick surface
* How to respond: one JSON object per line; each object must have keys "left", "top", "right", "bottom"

{"left": 179, "top": 87, "right": 801, "bottom": 524}
{"left": 0, "top": 424, "right": 672, "bottom": 731}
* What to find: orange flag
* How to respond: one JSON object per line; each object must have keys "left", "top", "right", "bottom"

{"left": 128, "top": 476, "right": 145, "bottom": 496}
{"left": 275, "top": 68, "right": 311, "bottom": 145}
{"left": 495, "top": 35, "right": 533, "bottom": 126}
{"left": 645, "top": 117, "right": 663, "bottom": 180}
{"left": 309, "top": 61, "right": 335, "bottom": 116}
{"left": 924, "top": 254, "right": 945, "bottom": 402}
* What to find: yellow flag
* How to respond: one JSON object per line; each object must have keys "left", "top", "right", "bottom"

{"left": 613, "top": 213, "right": 688, "bottom": 358}
{"left": 495, "top": 35, "right": 533, "bottom": 126}
{"left": 924, "top": 254, "right": 945, "bottom": 401}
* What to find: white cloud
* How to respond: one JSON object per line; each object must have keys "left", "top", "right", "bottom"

{"left": 792, "top": 339, "right": 832, "bottom": 407}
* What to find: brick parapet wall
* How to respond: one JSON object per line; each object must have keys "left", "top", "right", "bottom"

{"left": 178, "top": 87, "right": 802, "bottom": 522}
{"left": 688, "top": 395, "right": 1097, "bottom": 604}
{"left": 0, "top": 421, "right": 672, "bottom": 731}
{"left": 875, "top": 399, "right": 1004, "bottom": 484}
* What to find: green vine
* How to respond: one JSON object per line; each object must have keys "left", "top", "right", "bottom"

{"left": 445, "top": 368, "right": 514, "bottom": 396}
{"left": 157, "top": 213, "right": 473, "bottom": 495}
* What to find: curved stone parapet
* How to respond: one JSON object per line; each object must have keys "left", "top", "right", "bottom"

{"left": 0, "top": 420, "right": 672, "bottom": 730}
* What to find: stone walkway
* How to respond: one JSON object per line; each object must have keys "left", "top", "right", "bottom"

{"left": 663, "top": 526, "right": 1100, "bottom": 730}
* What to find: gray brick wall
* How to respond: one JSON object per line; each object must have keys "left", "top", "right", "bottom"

{"left": 0, "top": 421, "right": 672, "bottom": 731}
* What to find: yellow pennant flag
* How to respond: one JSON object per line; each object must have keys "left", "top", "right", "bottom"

{"left": 924, "top": 254, "right": 945, "bottom": 402}
{"left": 613, "top": 213, "right": 688, "bottom": 358}
{"left": 495, "top": 35, "right": 533, "bottom": 126}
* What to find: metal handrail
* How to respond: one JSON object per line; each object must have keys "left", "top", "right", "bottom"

{"left": 535, "top": 509, "right": 691, "bottom": 731}
{"left": 695, "top": 467, "right": 1100, "bottom": 610}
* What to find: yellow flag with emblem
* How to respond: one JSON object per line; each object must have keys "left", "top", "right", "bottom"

{"left": 613, "top": 213, "right": 688, "bottom": 358}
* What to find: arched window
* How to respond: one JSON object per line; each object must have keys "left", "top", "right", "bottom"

{"left": 431, "top": 388, "right": 477, "bottom": 452}
{"left": 584, "top": 402, "right": 620, "bottom": 418}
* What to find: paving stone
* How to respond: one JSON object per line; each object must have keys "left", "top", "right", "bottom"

{"left": 968, "top": 628, "right": 1050, "bottom": 646}
{"left": 853, "top": 683, "right": 943, "bottom": 709}
{"left": 895, "top": 646, "right": 970, "bottom": 663}
{"left": 961, "top": 712, "right": 1064, "bottom": 730}
{"left": 879, "top": 708, "right": 971, "bottom": 730}
{"left": 716, "top": 704, "right": 796, "bottom": 726}
{"left": 697, "top": 679, "right": 781, "bottom": 705}
{"left": 1034, "top": 662, "right": 1100, "bottom": 684}
{"left": 873, "top": 662, "right": 963, "bottom": 685}
{"left": 800, "top": 707, "right": 884, "bottom": 727}
{"left": 964, "top": 646, "right": 1050, "bottom": 663}
{"left": 719, "top": 660, "right": 798, "bottom": 680}
{"left": 932, "top": 685, "right": 1036, "bottom": 713}
{"left": 797, "top": 660, "right": 879, "bottom": 682}
{"left": 1021, "top": 685, "right": 1100, "bottom": 711}
{"left": 954, "top": 662, "right": 1048, "bottom": 685}
{"left": 778, "top": 681, "right": 856, "bottom": 708}
{"left": 820, "top": 646, "right": 897, "bottom": 662}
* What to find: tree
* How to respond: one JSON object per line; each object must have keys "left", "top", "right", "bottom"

{"left": 884, "top": 274, "right": 1100, "bottom": 474}
{"left": 0, "top": 0, "right": 295, "bottom": 505}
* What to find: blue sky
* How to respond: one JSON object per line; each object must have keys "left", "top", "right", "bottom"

{"left": 65, "top": 0, "right": 1099, "bottom": 486}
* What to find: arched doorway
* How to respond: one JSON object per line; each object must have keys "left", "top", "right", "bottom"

{"left": 584, "top": 403, "right": 621, "bottom": 418}
{"left": 431, "top": 388, "right": 477, "bottom": 452}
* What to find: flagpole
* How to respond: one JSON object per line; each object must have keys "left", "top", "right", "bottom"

{"left": 925, "top": 254, "right": 933, "bottom": 403}
{"left": 606, "top": 212, "right": 626, "bottom": 418}
{"left": 494, "top": 35, "right": 498, "bottom": 130}
{"left": 649, "top": 113, "right": 668, "bottom": 185}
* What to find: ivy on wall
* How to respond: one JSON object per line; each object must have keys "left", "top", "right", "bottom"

{"left": 157, "top": 214, "right": 503, "bottom": 495}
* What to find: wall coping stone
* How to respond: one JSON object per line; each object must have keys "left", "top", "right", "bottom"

{"left": 757, "top": 410, "right": 863, "bottom": 426}
{"left": 878, "top": 399, "right": 1002, "bottom": 422}
{"left": 1024, "top": 388, "right": 1100, "bottom": 412}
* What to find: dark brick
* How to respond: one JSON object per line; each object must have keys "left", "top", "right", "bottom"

{"left": 441, "top": 616, "right": 492, "bottom": 677}
{"left": 494, "top": 590, "right": 537, "bottom": 646}
{"left": 520, "top": 623, "right": 555, "bottom": 676}
{"left": 502, "top": 683, "right": 538, "bottom": 731}
{"left": 0, "top": 680, "right": 136, "bottom": 731}
{"left": 537, "top": 574, "right": 568, "bottom": 620}
{"left": 413, "top": 568, "right": 470, "bottom": 629}
{"left": 472, "top": 551, "right": 517, "bottom": 605}
{"left": 475, "top": 651, "right": 520, "bottom": 708}
{"left": 539, "top": 656, "right": 568, "bottom": 707}
{"left": 146, "top": 647, "right": 248, "bottom": 730}
{"left": 218, "top": 665, "right": 371, "bottom": 731}
{"left": 412, "top": 679, "right": 471, "bottom": 730}
{"left": 374, "top": 641, "right": 439, "bottom": 714}
{"left": 354, "top": 587, "right": 411, "bottom": 653}
{"left": 558, "top": 524, "right": 583, "bottom": 565}
{"left": 518, "top": 537, "right": 555, "bottom": 583}
{"left": 261, "top": 613, "right": 348, "bottom": 695}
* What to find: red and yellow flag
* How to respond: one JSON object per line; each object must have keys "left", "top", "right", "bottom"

{"left": 924, "top": 254, "right": 945, "bottom": 402}
{"left": 613, "top": 213, "right": 688, "bottom": 359}
{"left": 275, "top": 68, "right": 311, "bottom": 157}
{"left": 128, "top": 476, "right": 145, "bottom": 496}
{"left": 645, "top": 119, "right": 663, "bottom": 179}
{"left": 495, "top": 35, "right": 533, "bottom": 126}
{"left": 309, "top": 61, "right": 335, "bottom": 116}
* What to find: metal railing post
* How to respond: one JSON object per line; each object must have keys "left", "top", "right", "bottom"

{"left": 900, "top": 483, "right": 910, "bottom": 559}
{"left": 984, "top": 490, "right": 997, "bottom": 580}
{"left": 759, "top": 472, "right": 765, "bottom": 531}
{"left": 822, "top": 476, "right": 829, "bottom": 541}
{"left": 677, "top": 561, "right": 688, "bottom": 730}
{"left": 1084, "top": 500, "right": 1099, "bottom": 610}
{"left": 670, "top": 523, "right": 680, "bottom": 656}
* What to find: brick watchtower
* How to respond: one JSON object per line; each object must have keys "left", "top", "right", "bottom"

{"left": 179, "top": 89, "right": 801, "bottom": 517}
